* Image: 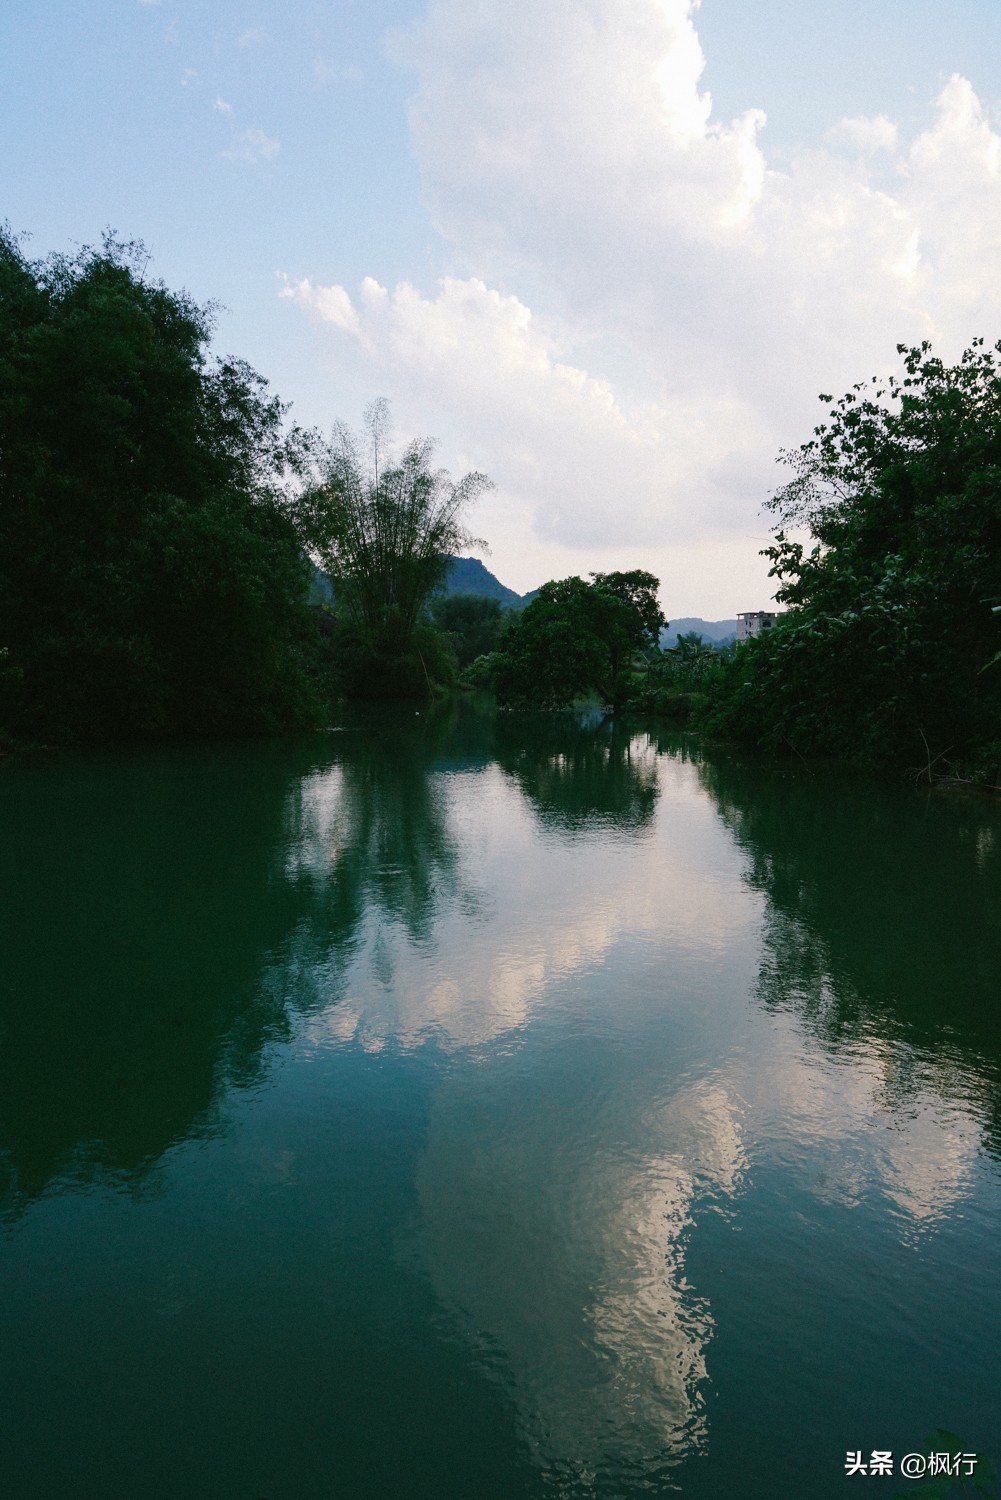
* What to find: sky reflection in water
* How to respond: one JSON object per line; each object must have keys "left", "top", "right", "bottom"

{"left": 1, "top": 703, "right": 999, "bottom": 1498}
{"left": 276, "top": 707, "right": 1001, "bottom": 1483}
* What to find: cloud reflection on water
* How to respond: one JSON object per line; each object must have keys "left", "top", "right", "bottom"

{"left": 2, "top": 709, "right": 999, "bottom": 1496}
{"left": 289, "top": 741, "right": 757, "bottom": 1055}
{"left": 280, "top": 717, "right": 756, "bottom": 1473}
{"left": 282, "top": 715, "right": 1001, "bottom": 1478}
{"left": 411, "top": 1070, "right": 748, "bottom": 1481}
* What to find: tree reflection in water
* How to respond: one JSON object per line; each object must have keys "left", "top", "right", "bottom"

{"left": 7, "top": 708, "right": 997, "bottom": 1237}
{"left": 1, "top": 703, "right": 628, "bottom": 1215}
{"left": 0, "top": 706, "right": 476, "bottom": 1217}
{"left": 493, "top": 710, "right": 659, "bottom": 835}
{"left": 283, "top": 700, "right": 464, "bottom": 952}
{"left": 696, "top": 751, "right": 1001, "bottom": 1160}
{"left": 0, "top": 738, "right": 338, "bottom": 1217}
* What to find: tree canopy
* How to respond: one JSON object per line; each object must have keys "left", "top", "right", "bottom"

{"left": 699, "top": 340, "right": 1001, "bottom": 776}
{"left": 294, "top": 401, "right": 491, "bottom": 645}
{"left": 0, "top": 229, "right": 322, "bottom": 743}
{"left": 491, "top": 570, "right": 664, "bottom": 710}
{"left": 291, "top": 401, "right": 493, "bottom": 697}
{"left": 428, "top": 592, "right": 508, "bottom": 669}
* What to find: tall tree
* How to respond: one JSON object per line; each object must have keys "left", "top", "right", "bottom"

{"left": 428, "top": 592, "right": 507, "bottom": 668}
{"left": 491, "top": 571, "right": 664, "bottom": 710}
{"left": 0, "top": 228, "right": 321, "bottom": 742}
{"left": 699, "top": 340, "right": 1001, "bottom": 773}
{"left": 294, "top": 401, "right": 492, "bottom": 649}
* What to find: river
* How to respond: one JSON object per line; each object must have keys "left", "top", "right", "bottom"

{"left": 1, "top": 700, "right": 999, "bottom": 1499}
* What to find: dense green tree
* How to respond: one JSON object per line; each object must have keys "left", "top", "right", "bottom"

{"left": 428, "top": 591, "right": 507, "bottom": 668}
{"left": 699, "top": 341, "right": 1001, "bottom": 777}
{"left": 0, "top": 228, "right": 323, "bottom": 742}
{"left": 627, "top": 630, "right": 728, "bottom": 720}
{"left": 293, "top": 401, "right": 492, "bottom": 695}
{"left": 491, "top": 570, "right": 664, "bottom": 710}
{"left": 590, "top": 569, "right": 664, "bottom": 648}
{"left": 664, "top": 631, "right": 725, "bottom": 679}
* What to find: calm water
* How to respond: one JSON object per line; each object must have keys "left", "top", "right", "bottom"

{"left": 1, "top": 701, "right": 999, "bottom": 1499}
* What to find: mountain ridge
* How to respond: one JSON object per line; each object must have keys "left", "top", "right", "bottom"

{"left": 445, "top": 559, "right": 737, "bottom": 643}
{"left": 440, "top": 556, "right": 536, "bottom": 609}
{"left": 312, "top": 555, "right": 734, "bottom": 640}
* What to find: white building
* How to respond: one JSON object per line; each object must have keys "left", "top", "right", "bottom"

{"left": 736, "top": 610, "right": 778, "bottom": 642}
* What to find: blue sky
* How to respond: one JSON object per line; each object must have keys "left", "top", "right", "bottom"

{"left": 5, "top": 0, "right": 1001, "bottom": 614}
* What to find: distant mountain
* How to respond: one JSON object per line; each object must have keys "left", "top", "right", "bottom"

{"left": 443, "top": 569, "right": 740, "bottom": 640}
{"left": 444, "top": 568, "right": 735, "bottom": 637}
{"left": 310, "top": 555, "right": 729, "bottom": 636}
{"left": 440, "top": 556, "right": 537, "bottom": 610}
{"left": 660, "top": 617, "right": 738, "bottom": 649}
{"left": 306, "top": 556, "right": 537, "bottom": 611}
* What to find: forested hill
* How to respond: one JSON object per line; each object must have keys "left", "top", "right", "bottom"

{"left": 443, "top": 562, "right": 734, "bottom": 638}
{"left": 661, "top": 617, "right": 738, "bottom": 648}
{"left": 310, "top": 555, "right": 539, "bottom": 610}
{"left": 440, "top": 556, "right": 537, "bottom": 609}
{"left": 312, "top": 555, "right": 731, "bottom": 637}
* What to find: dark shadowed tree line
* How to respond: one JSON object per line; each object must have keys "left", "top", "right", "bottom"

{"left": 475, "top": 339, "right": 1001, "bottom": 783}
{"left": 695, "top": 341, "right": 1001, "bottom": 783}
{"left": 472, "top": 571, "right": 665, "bottom": 710}
{"left": 0, "top": 226, "right": 666, "bottom": 742}
{"left": 8, "top": 227, "right": 999, "bottom": 776}
{"left": 0, "top": 232, "right": 494, "bottom": 742}
{"left": 0, "top": 228, "right": 325, "bottom": 743}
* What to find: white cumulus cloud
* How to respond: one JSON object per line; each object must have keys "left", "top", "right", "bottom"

{"left": 283, "top": 272, "right": 768, "bottom": 552}
{"left": 827, "top": 113, "right": 899, "bottom": 155}
{"left": 287, "top": 1, "right": 1001, "bottom": 611}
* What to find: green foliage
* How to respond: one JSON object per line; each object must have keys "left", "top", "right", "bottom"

{"left": 491, "top": 570, "right": 664, "bottom": 710}
{"left": 626, "top": 684, "right": 699, "bottom": 723}
{"left": 460, "top": 651, "right": 501, "bottom": 690}
{"left": 293, "top": 401, "right": 492, "bottom": 688}
{"left": 669, "top": 631, "right": 720, "bottom": 671}
{"left": 0, "top": 228, "right": 323, "bottom": 742}
{"left": 590, "top": 569, "right": 664, "bottom": 645}
{"left": 622, "top": 631, "right": 733, "bottom": 720}
{"left": 428, "top": 591, "right": 508, "bottom": 668}
{"left": 328, "top": 617, "right": 457, "bottom": 701}
{"left": 698, "top": 341, "right": 1001, "bottom": 774}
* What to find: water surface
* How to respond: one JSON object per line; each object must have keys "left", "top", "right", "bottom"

{"left": 2, "top": 702, "right": 999, "bottom": 1498}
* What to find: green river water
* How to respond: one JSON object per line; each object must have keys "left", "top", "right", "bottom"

{"left": 1, "top": 700, "right": 999, "bottom": 1499}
